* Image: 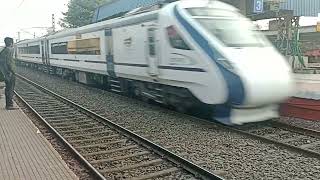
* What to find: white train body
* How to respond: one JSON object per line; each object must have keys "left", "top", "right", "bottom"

{"left": 16, "top": 0, "right": 295, "bottom": 125}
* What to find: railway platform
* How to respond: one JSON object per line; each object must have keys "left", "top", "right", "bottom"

{"left": 294, "top": 74, "right": 320, "bottom": 100}
{"left": 0, "top": 83, "right": 78, "bottom": 180}
{"left": 280, "top": 74, "right": 320, "bottom": 120}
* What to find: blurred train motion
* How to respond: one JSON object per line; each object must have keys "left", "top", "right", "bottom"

{"left": 15, "top": 0, "right": 295, "bottom": 125}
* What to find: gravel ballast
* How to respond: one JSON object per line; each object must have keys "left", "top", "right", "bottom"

{"left": 17, "top": 67, "right": 320, "bottom": 179}
{"left": 279, "top": 117, "right": 320, "bottom": 131}
{"left": 15, "top": 96, "right": 94, "bottom": 180}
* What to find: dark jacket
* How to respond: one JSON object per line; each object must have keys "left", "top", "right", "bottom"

{"left": 0, "top": 47, "right": 15, "bottom": 74}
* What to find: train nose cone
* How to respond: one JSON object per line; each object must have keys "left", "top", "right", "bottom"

{"left": 227, "top": 47, "right": 295, "bottom": 106}
{"left": 243, "top": 66, "right": 295, "bottom": 106}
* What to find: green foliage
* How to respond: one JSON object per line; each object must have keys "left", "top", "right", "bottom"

{"left": 60, "top": 0, "right": 113, "bottom": 28}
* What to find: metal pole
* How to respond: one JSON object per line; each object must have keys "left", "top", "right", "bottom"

{"left": 52, "top": 14, "right": 56, "bottom": 32}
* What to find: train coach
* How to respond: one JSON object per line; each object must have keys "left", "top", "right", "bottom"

{"left": 16, "top": 0, "right": 295, "bottom": 125}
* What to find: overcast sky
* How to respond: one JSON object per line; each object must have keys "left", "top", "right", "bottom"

{"left": 0, "top": 0, "right": 68, "bottom": 45}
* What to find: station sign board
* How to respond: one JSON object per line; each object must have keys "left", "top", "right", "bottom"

{"left": 253, "top": 0, "right": 264, "bottom": 13}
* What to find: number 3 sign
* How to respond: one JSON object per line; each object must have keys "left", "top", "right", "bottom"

{"left": 254, "top": 0, "right": 264, "bottom": 13}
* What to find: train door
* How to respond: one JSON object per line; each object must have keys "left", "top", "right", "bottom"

{"left": 146, "top": 28, "right": 159, "bottom": 76}
{"left": 41, "top": 39, "right": 50, "bottom": 65}
{"left": 45, "top": 40, "right": 50, "bottom": 65}
{"left": 105, "top": 28, "right": 116, "bottom": 77}
{"left": 41, "top": 41, "right": 45, "bottom": 64}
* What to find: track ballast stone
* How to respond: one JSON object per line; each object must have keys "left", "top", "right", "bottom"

{"left": 17, "top": 67, "right": 320, "bottom": 180}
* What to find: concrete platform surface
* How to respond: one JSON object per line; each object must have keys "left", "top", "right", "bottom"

{"left": 294, "top": 74, "right": 320, "bottom": 100}
{"left": 0, "top": 85, "right": 78, "bottom": 180}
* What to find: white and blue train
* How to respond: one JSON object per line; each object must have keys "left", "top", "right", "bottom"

{"left": 16, "top": 0, "right": 295, "bottom": 125}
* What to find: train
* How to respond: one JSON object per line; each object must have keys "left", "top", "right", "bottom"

{"left": 15, "top": 0, "right": 295, "bottom": 125}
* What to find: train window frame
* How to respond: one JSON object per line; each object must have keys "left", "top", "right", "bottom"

{"left": 31, "top": 45, "right": 41, "bottom": 54}
{"left": 51, "top": 42, "right": 68, "bottom": 54}
{"left": 68, "top": 38, "right": 101, "bottom": 55}
{"left": 166, "top": 25, "right": 191, "bottom": 50}
{"left": 18, "top": 45, "right": 41, "bottom": 54}
{"left": 51, "top": 38, "right": 101, "bottom": 55}
{"left": 18, "top": 47, "right": 25, "bottom": 54}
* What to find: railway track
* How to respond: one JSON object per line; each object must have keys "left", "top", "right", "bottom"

{"left": 15, "top": 75, "right": 222, "bottom": 180}
{"left": 232, "top": 120, "right": 320, "bottom": 159}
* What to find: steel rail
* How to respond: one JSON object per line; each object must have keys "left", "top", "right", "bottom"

{"left": 163, "top": 109, "right": 320, "bottom": 159}
{"left": 16, "top": 74, "right": 223, "bottom": 180}
{"left": 14, "top": 92, "right": 107, "bottom": 180}
{"left": 229, "top": 124, "right": 320, "bottom": 159}
{"left": 161, "top": 112, "right": 320, "bottom": 160}
{"left": 271, "top": 120, "right": 320, "bottom": 139}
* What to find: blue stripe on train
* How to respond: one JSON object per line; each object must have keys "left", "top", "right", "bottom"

{"left": 173, "top": 5, "right": 245, "bottom": 123}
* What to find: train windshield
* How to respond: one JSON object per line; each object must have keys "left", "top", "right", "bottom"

{"left": 187, "top": 8, "right": 269, "bottom": 47}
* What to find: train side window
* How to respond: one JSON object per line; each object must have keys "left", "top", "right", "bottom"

{"left": 67, "top": 38, "right": 101, "bottom": 55}
{"left": 18, "top": 47, "right": 24, "bottom": 54}
{"left": 18, "top": 45, "right": 40, "bottom": 54}
{"left": 51, "top": 42, "right": 68, "bottom": 54}
{"left": 166, "top": 25, "right": 191, "bottom": 50}
{"left": 29, "top": 45, "right": 40, "bottom": 54}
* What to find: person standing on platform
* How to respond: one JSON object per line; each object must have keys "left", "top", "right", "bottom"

{"left": 0, "top": 37, "right": 17, "bottom": 110}
{"left": 0, "top": 47, "right": 4, "bottom": 83}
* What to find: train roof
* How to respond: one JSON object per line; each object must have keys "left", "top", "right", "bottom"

{"left": 49, "top": 10, "right": 158, "bottom": 40}
{"left": 17, "top": 38, "right": 43, "bottom": 45}
{"left": 16, "top": 29, "right": 69, "bottom": 45}
{"left": 17, "top": 0, "right": 237, "bottom": 44}
{"left": 92, "top": 0, "right": 177, "bottom": 23}
{"left": 16, "top": 9, "right": 159, "bottom": 44}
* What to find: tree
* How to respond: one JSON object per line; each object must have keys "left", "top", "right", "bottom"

{"left": 60, "top": 0, "right": 113, "bottom": 28}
